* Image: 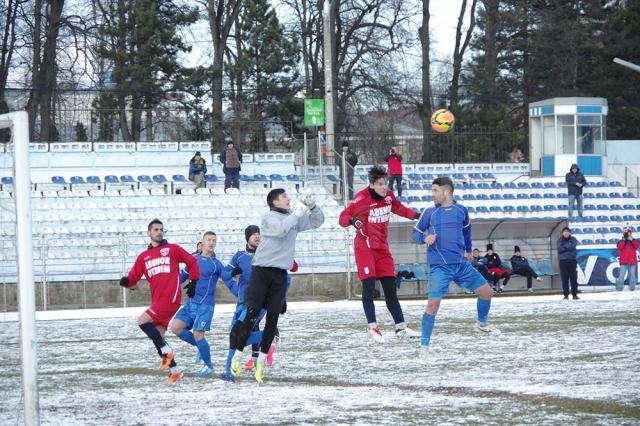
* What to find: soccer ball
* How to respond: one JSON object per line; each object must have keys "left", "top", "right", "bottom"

{"left": 430, "top": 109, "right": 455, "bottom": 133}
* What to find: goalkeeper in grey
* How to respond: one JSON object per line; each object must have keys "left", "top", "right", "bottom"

{"left": 228, "top": 188, "right": 324, "bottom": 382}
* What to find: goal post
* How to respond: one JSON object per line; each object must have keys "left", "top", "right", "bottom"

{"left": 0, "top": 111, "right": 40, "bottom": 425}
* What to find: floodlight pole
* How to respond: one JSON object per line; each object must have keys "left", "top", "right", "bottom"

{"left": 613, "top": 58, "right": 640, "bottom": 74}
{"left": 0, "top": 111, "right": 40, "bottom": 425}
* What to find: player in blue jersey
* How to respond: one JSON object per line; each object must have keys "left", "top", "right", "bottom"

{"left": 170, "top": 231, "right": 236, "bottom": 376}
{"left": 412, "top": 177, "right": 500, "bottom": 364}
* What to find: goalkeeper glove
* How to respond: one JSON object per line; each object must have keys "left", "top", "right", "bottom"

{"left": 301, "top": 195, "right": 316, "bottom": 210}
{"left": 119, "top": 276, "right": 130, "bottom": 287}
{"left": 350, "top": 216, "right": 365, "bottom": 229}
{"left": 184, "top": 279, "right": 197, "bottom": 298}
{"left": 231, "top": 265, "right": 243, "bottom": 277}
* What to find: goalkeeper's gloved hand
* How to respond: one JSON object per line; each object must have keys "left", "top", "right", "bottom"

{"left": 293, "top": 201, "right": 309, "bottom": 217}
{"left": 119, "top": 276, "right": 130, "bottom": 287}
{"left": 350, "top": 216, "right": 365, "bottom": 229}
{"left": 231, "top": 265, "right": 243, "bottom": 277}
{"left": 301, "top": 195, "right": 316, "bottom": 210}
{"left": 280, "top": 301, "right": 287, "bottom": 315}
{"left": 184, "top": 279, "right": 197, "bottom": 298}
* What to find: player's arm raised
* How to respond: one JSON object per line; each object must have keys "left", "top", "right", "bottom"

{"left": 391, "top": 194, "right": 420, "bottom": 220}
{"left": 176, "top": 245, "right": 200, "bottom": 281}
{"left": 297, "top": 196, "right": 325, "bottom": 231}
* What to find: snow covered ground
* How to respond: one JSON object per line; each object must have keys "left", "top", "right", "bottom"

{"left": 1, "top": 291, "right": 640, "bottom": 425}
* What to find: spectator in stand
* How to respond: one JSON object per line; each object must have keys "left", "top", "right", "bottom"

{"left": 471, "top": 248, "right": 498, "bottom": 287}
{"left": 193, "top": 242, "right": 202, "bottom": 256}
{"left": 189, "top": 151, "right": 207, "bottom": 189}
{"left": 557, "top": 227, "right": 579, "bottom": 300}
{"left": 616, "top": 227, "right": 639, "bottom": 292}
{"left": 339, "top": 141, "right": 358, "bottom": 200}
{"left": 509, "top": 147, "right": 524, "bottom": 163}
{"left": 384, "top": 146, "right": 404, "bottom": 197}
{"left": 220, "top": 141, "right": 243, "bottom": 191}
{"left": 484, "top": 244, "right": 510, "bottom": 292}
{"left": 565, "top": 164, "right": 587, "bottom": 218}
{"left": 510, "top": 246, "right": 543, "bottom": 292}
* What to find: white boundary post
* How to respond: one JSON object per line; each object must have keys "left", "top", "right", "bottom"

{"left": 1, "top": 111, "right": 40, "bottom": 425}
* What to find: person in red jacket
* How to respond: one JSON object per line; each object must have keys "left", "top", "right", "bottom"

{"left": 384, "top": 146, "right": 404, "bottom": 196}
{"left": 616, "top": 227, "right": 639, "bottom": 291}
{"left": 339, "top": 165, "right": 420, "bottom": 342}
{"left": 120, "top": 219, "right": 200, "bottom": 383}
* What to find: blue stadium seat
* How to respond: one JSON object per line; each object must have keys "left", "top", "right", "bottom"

{"left": 538, "top": 259, "right": 558, "bottom": 276}
{"left": 623, "top": 192, "right": 635, "bottom": 198}
{"left": 105, "top": 175, "right": 119, "bottom": 183}
{"left": 610, "top": 215, "right": 623, "bottom": 222}
{"left": 583, "top": 193, "right": 595, "bottom": 198}
{"left": 413, "top": 263, "right": 428, "bottom": 281}
{"left": 269, "top": 174, "right": 284, "bottom": 181}
{"left": 408, "top": 196, "right": 420, "bottom": 203}
{"left": 398, "top": 196, "right": 408, "bottom": 202}
{"left": 152, "top": 175, "right": 168, "bottom": 184}
{"left": 409, "top": 183, "right": 421, "bottom": 190}
{"left": 557, "top": 181, "right": 567, "bottom": 187}
{"left": 557, "top": 193, "right": 567, "bottom": 198}
{"left": 453, "top": 173, "right": 465, "bottom": 180}
{"left": 120, "top": 175, "right": 135, "bottom": 183}
{"left": 516, "top": 193, "right": 528, "bottom": 199}
{"left": 543, "top": 193, "right": 556, "bottom": 199}
{"left": 52, "top": 176, "right": 66, "bottom": 184}
{"left": 594, "top": 192, "right": 608, "bottom": 198}
{"left": 454, "top": 183, "right": 465, "bottom": 191}
{"left": 582, "top": 215, "right": 596, "bottom": 222}
{"left": 326, "top": 174, "right": 339, "bottom": 182}
{"left": 531, "top": 205, "right": 543, "bottom": 212}
{"left": 397, "top": 264, "right": 417, "bottom": 283}
{"left": 408, "top": 173, "right": 421, "bottom": 181}
{"left": 503, "top": 193, "right": 515, "bottom": 200}
{"left": 286, "top": 174, "right": 300, "bottom": 182}
{"left": 503, "top": 205, "right": 515, "bottom": 213}
{"left": 596, "top": 215, "right": 609, "bottom": 222}
{"left": 596, "top": 227, "right": 609, "bottom": 234}
{"left": 623, "top": 215, "right": 635, "bottom": 222}
{"left": 469, "top": 173, "right": 482, "bottom": 180}
{"left": 489, "top": 206, "right": 502, "bottom": 212}
{"left": 530, "top": 193, "right": 542, "bottom": 199}
{"left": 467, "top": 206, "right": 476, "bottom": 213}
{"left": 70, "top": 176, "right": 85, "bottom": 184}
{"left": 476, "top": 206, "right": 489, "bottom": 213}
{"left": 421, "top": 174, "right": 434, "bottom": 181}
{"left": 489, "top": 194, "right": 502, "bottom": 200}
{"left": 623, "top": 204, "right": 635, "bottom": 210}
{"left": 595, "top": 181, "right": 608, "bottom": 187}
{"left": 172, "top": 174, "right": 187, "bottom": 182}
{"left": 517, "top": 206, "right": 530, "bottom": 212}
{"left": 138, "top": 175, "right": 152, "bottom": 183}
{"left": 581, "top": 227, "right": 594, "bottom": 234}
{"left": 636, "top": 215, "right": 640, "bottom": 221}
{"left": 1, "top": 176, "right": 13, "bottom": 185}
{"left": 481, "top": 173, "right": 495, "bottom": 179}
{"left": 253, "top": 174, "right": 268, "bottom": 181}
{"left": 87, "top": 176, "right": 101, "bottom": 184}
{"left": 595, "top": 238, "right": 608, "bottom": 245}
{"left": 421, "top": 183, "right": 432, "bottom": 191}
{"left": 517, "top": 182, "right": 530, "bottom": 189}
{"left": 609, "top": 238, "right": 620, "bottom": 244}
{"left": 476, "top": 194, "right": 489, "bottom": 200}
{"left": 463, "top": 183, "right": 477, "bottom": 190}
{"left": 611, "top": 181, "right": 623, "bottom": 187}
{"left": 544, "top": 182, "right": 557, "bottom": 188}
{"left": 239, "top": 174, "right": 252, "bottom": 181}
{"left": 581, "top": 239, "right": 594, "bottom": 245}
{"left": 609, "top": 192, "right": 622, "bottom": 198}
{"left": 610, "top": 226, "right": 623, "bottom": 234}
{"left": 421, "top": 195, "right": 432, "bottom": 202}
{"left": 572, "top": 228, "right": 584, "bottom": 234}
{"left": 531, "top": 182, "right": 543, "bottom": 189}
{"left": 610, "top": 204, "right": 623, "bottom": 210}
{"left": 478, "top": 183, "right": 490, "bottom": 189}
{"left": 490, "top": 182, "right": 503, "bottom": 189}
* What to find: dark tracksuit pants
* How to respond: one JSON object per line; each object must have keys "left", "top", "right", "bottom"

{"left": 513, "top": 266, "right": 539, "bottom": 289}
{"left": 559, "top": 260, "right": 578, "bottom": 297}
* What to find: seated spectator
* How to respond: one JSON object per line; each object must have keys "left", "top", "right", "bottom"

{"left": 510, "top": 246, "right": 542, "bottom": 292}
{"left": 188, "top": 151, "right": 207, "bottom": 189}
{"left": 485, "top": 244, "right": 510, "bottom": 292}
{"left": 471, "top": 248, "right": 498, "bottom": 287}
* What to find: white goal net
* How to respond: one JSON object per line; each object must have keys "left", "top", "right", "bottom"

{"left": 0, "top": 111, "right": 39, "bottom": 425}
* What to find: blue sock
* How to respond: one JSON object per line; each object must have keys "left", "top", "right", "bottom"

{"left": 178, "top": 329, "right": 197, "bottom": 346}
{"left": 196, "top": 338, "right": 212, "bottom": 369}
{"left": 225, "top": 348, "right": 235, "bottom": 374}
{"left": 477, "top": 298, "right": 491, "bottom": 324}
{"left": 421, "top": 313, "right": 436, "bottom": 346}
{"left": 246, "top": 330, "right": 263, "bottom": 347}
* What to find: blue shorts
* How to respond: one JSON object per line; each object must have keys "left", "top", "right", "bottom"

{"left": 230, "top": 303, "right": 266, "bottom": 329}
{"left": 428, "top": 262, "right": 487, "bottom": 298}
{"left": 175, "top": 301, "right": 214, "bottom": 332}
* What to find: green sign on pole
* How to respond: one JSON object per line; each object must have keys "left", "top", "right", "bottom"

{"left": 304, "top": 99, "right": 325, "bottom": 127}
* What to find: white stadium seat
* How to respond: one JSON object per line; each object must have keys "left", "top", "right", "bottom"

{"left": 196, "top": 188, "right": 210, "bottom": 195}
{"left": 89, "top": 189, "right": 104, "bottom": 197}
{"left": 150, "top": 188, "right": 166, "bottom": 196}
{"left": 104, "top": 189, "right": 120, "bottom": 197}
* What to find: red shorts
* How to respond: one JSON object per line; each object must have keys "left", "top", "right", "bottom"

{"left": 488, "top": 267, "right": 508, "bottom": 278}
{"left": 355, "top": 247, "right": 395, "bottom": 280}
{"left": 145, "top": 302, "right": 180, "bottom": 329}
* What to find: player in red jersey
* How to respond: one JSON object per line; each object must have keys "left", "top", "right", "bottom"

{"left": 339, "top": 165, "right": 421, "bottom": 343}
{"left": 120, "top": 219, "right": 200, "bottom": 383}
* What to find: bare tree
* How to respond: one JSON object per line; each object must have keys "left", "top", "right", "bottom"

{"left": 449, "top": 0, "right": 477, "bottom": 111}
{"left": 418, "top": 0, "right": 431, "bottom": 161}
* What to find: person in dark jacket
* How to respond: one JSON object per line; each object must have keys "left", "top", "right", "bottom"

{"left": 510, "top": 246, "right": 542, "bottom": 292}
{"left": 616, "top": 227, "right": 639, "bottom": 291}
{"left": 565, "top": 164, "right": 587, "bottom": 218}
{"left": 384, "top": 147, "right": 404, "bottom": 196}
{"left": 557, "top": 227, "right": 579, "bottom": 300}
{"left": 339, "top": 141, "right": 358, "bottom": 200}
{"left": 484, "top": 244, "right": 510, "bottom": 292}
{"left": 220, "top": 141, "right": 242, "bottom": 191}
{"left": 188, "top": 151, "right": 207, "bottom": 188}
{"left": 471, "top": 248, "right": 498, "bottom": 286}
